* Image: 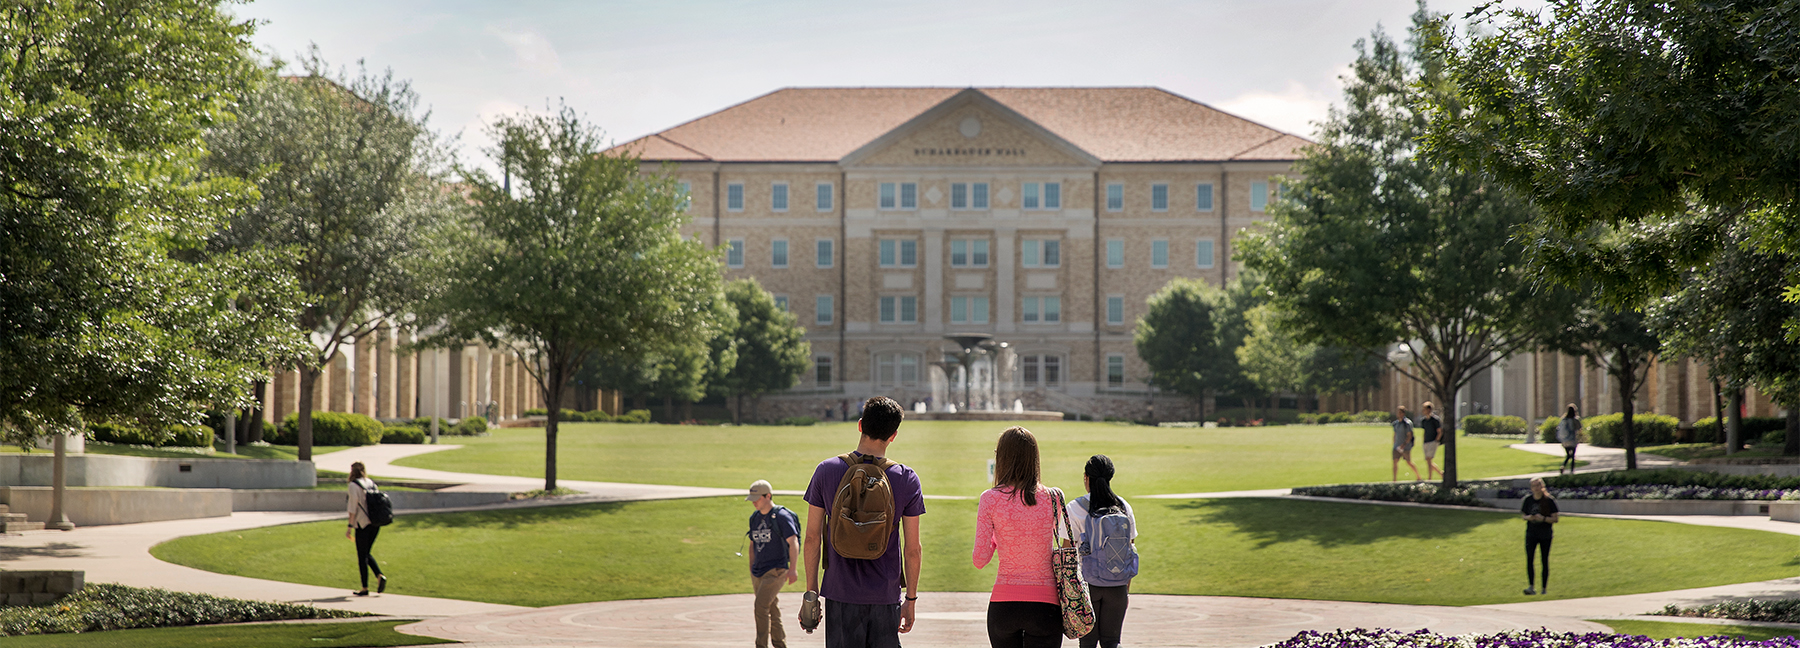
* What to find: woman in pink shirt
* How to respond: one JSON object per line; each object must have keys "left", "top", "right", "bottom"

{"left": 973, "top": 426, "right": 1065, "bottom": 648}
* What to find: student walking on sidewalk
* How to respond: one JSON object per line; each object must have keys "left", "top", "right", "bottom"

{"left": 345, "top": 461, "right": 386, "bottom": 596}
{"left": 1391, "top": 406, "right": 1419, "bottom": 482}
{"left": 801, "top": 396, "right": 926, "bottom": 648}
{"left": 1557, "top": 404, "right": 1582, "bottom": 475}
{"left": 1063, "top": 455, "right": 1138, "bottom": 648}
{"left": 974, "top": 426, "right": 1066, "bottom": 648}
{"left": 747, "top": 479, "right": 800, "bottom": 648}
{"left": 1521, "top": 477, "right": 1560, "bottom": 595}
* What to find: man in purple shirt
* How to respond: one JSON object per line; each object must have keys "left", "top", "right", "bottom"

{"left": 802, "top": 396, "right": 926, "bottom": 648}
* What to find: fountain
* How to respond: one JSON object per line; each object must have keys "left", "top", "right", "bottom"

{"left": 905, "top": 334, "right": 1063, "bottom": 422}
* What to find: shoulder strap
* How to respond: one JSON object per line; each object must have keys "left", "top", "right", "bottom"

{"left": 1050, "top": 487, "right": 1075, "bottom": 548}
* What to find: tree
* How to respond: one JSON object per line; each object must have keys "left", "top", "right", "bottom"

{"left": 1236, "top": 13, "right": 1562, "bottom": 487}
{"left": 1651, "top": 225, "right": 1800, "bottom": 456}
{"left": 581, "top": 293, "right": 737, "bottom": 421}
{"left": 1135, "top": 278, "right": 1235, "bottom": 420}
{"left": 1542, "top": 296, "right": 1661, "bottom": 468}
{"left": 1, "top": 0, "right": 302, "bottom": 447}
{"left": 1300, "top": 346, "right": 1386, "bottom": 412}
{"left": 1236, "top": 305, "right": 1306, "bottom": 413}
{"left": 204, "top": 53, "right": 452, "bottom": 461}
{"left": 428, "top": 106, "right": 722, "bottom": 490}
{"left": 1421, "top": 1, "right": 1800, "bottom": 321}
{"left": 712, "top": 279, "right": 809, "bottom": 425}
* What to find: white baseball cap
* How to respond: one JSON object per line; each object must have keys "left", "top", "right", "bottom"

{"left": 746, "top": 480, "right": 773, "bottom": 501}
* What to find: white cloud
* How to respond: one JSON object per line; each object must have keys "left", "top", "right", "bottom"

{"left": 1216, "top": 81, "right": 1336, "bottom": 138}
{"left": 488, "top": 28, "right": 562, "bottom": 75}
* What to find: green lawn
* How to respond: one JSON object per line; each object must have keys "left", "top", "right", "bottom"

{"left": 393, "top": 422, "right": 1569, "bottom": 496}
{"left": 154, "top": 495, "right": 1797, "bottom": 608}
{"left": 1638, "top": 443, "right": 1787, "bottom": 462}
{"left": 1598, "top": 619, "right": 1800, "bottom": 642}
{"left": 0, "top": 620, "right": 449, "bottom": 647}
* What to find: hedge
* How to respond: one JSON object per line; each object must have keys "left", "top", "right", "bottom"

{"left": 582, "top": 409, "right": 613, "bottom": 422}
{"left": 1543, "top": 468, "right": 1800, "bottom": 491}
{"left": 523, "top": 408, "right": 546, "bottom": 416}
{"left": 1583, "top": 412, "right": 1682, "bottom": 447}
{"left": 1290, "top": 482, "right": 1486, "bottom": 507}
{"left": 0, "top": 582, "right": 359, "bottom": 636}
{"left": 615, "top": 409, "right": 651, "bottom": 423}
{"left": 1295, "top": 411, "right": 1388, "bottom": 425}
{"left": 1692, "top": 416, "right": 1789, "bottom": 444}
{"left": 453, "top": 416, "right": 488, "bottom": 435}
{"left": 270, "top": 412, "right": 384, "bottom": 446}
{"left": 381, "top": 426, "right": 426, "bottom": 444}
{"left": 1461, "top": 414, "right": 1528, "bottom": 436}
{"left": 85, "top": 422, "right": 211, "bottom": 448}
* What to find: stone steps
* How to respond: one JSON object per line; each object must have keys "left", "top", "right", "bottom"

{"left": 0, "top": 504, "right": 43, "bottom": 533}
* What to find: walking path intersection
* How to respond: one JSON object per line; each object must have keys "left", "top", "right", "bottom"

{"left": 2, "top": 442, "right": 1795, "bottom": 647}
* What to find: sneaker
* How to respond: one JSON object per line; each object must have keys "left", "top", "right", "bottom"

{"left": 377, "top": 575, "right": 387, "bottom": 594}
{"left": 1523, "top": 587, "right": 1536, "bottom": 595}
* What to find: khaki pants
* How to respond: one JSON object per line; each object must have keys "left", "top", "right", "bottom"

{"left": 753, "top": 568, "right": 787, "bottom": 648}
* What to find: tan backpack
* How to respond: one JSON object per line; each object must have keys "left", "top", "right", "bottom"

{"left": 830, "top": 452, "right": 898, "bottom": 560}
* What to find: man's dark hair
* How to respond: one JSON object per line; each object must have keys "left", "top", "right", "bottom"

{"left": 860, "top": 396, "right": 903, "bottom": 441}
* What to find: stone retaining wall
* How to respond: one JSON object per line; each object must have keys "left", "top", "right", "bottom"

{"left": 1478, "top": 497, "right": 1769, "bottom": 516}
{"left": 0, "top": 454, "right": 314, "bottom": 489}
{"left": 1, "top": 487, "right": 233, "bottom": 527}
{"left": 0, "top": 571, "right": 83, "bottom": 606}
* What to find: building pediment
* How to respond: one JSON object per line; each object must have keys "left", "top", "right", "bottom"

{"left": 841, "top": 89, "right": 1101, "bottom": 169}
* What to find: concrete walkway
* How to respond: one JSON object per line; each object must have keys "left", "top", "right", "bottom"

{"left": 1506, "top": 443, "right": 1681, "bottom": 476}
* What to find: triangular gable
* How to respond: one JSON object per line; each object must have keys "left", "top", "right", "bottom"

{"left": 840, "top": 89, "right": 1102, "bottom": 168}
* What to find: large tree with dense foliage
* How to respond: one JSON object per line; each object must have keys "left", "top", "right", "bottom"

{"left": 1542, "top": 293, "right": 1661, "bottom": 468}
{"left": 712, "top": 279, "right": 809, "bottom": 425}
{"left": 1420, "top": 0, "right": 1800, "bottom": 325}
{"left": 426, "top": 106, "right": 722, "bottom": 489}
{"left": 1650, "top": 225, "right": 1800, "bottom": 456}
{"left": 1135, "top": 278, "right": 1237, "bottom": 420}
{"left": 1, "top": 0, "right": 303, "bottom": 446}
{"left": 1237, "top": 13, "right": 1561, "bottom": 487}
{"left": 204, "top": 53, "right": 453, "bottom": 461}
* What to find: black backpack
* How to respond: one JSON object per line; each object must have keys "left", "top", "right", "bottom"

{"left": 361, "top": 480, "right": 394, "bottom": 527}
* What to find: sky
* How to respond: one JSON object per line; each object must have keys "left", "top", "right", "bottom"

{"left": 229, "top": 0, "right": 1541, "bottom": 170}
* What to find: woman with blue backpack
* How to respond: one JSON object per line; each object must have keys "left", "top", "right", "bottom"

{"left": 1061, "top": 455, "right": 1138, "bottom": 648}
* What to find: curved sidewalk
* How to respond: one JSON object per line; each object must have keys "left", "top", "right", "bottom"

{"left": 399, "top": 591, "right": 1609, "bottom": 648}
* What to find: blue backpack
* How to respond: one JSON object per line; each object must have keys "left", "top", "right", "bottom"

{"left": 1076, "top": 495, "right": 1138, "bottom": 587}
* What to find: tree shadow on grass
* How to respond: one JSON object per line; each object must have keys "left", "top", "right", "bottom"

{"left": 0, "top": 542, "right": 87, "bottom": 561}
{"left": 1166, "top": 498, "right": 1508, "bottom": 549}
{"left": 397, "top": 501, "right": 631, "bottom": 530}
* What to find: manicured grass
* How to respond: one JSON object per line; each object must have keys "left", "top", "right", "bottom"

{"left": 393, "top": 422, "right": 1569, "bottom": 496}
{"left": 155, "top": 495, "right": 1798, "bottom": 608}
{"left": 1638, "top": 443, "right": 1787, "bottom": 462}
{"left": 0, "top": 620, "right": 450, "bottom": 647}
{"left": 1598, "top": 619, "right": 1800, "bottom": 642}
{"left": 231, "top": 444, "right": 351, "bottom": 460}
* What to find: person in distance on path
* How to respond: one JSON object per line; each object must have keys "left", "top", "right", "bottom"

{"left": 1419, "top": 402, "right": 1445, "bottom": 481}
{"left": 1391, "top": 406, "right": 1420, "bottom": 482}
{"left": 1521, "top": 477, "right": 1559, "bottom": 595}
{"left": 1556, "top": 404, "right": 1582, "bottom": 475}
{"left": 747, "top": 479, "right": 800, "bottom": 648}
{"left": 345, "top": 461, "right": 386, "bottom": 596}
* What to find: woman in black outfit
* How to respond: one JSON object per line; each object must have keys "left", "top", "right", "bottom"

{"left": 346, "top": 461, "right": 386, "bottom": 596}
{"left": 1521, "top": 477, "right": 1558, "bottom": 595}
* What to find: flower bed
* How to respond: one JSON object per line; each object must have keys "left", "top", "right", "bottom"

{"left": 1270, "top": 628, "right": 1799, "bottom": 647}
{"left": 1290, "top": 482, "right": 1488, "bottom": 507}
{"left": 1660, "top": 600, "right": 1800, "bottom": 625}
{"left": 0, "top": 583, "right": 362, "bottom": 636}
{"left": 1496, "top": 485, "right": 1800, "bottom": 501}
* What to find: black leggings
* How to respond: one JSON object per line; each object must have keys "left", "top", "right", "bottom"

{"left": 1562, "top": 445, "right": 1578, "bottom": 473}
{"left": 1081, "top": 583, "right": 1130, "bottom": 648}
{"left": 987, "top": 601, "right": 1061, "bottom": 648}
{"left": 354, "top": 525, "right": 384, "bottom": 589}
{"left": 1526, "top": 534, "right": 1551, "bottom": 590}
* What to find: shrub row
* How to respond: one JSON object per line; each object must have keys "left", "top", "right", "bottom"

{"left": 1290, "top": 482, "right": 1487, "bottom": 507}
{"left": 1295, "top": 411, "right": 1396, "bottom": 425}
{"left": 0, "top": 583, "right": 359, "bottom": 636}
{"left": 269, "top": 412, "right": 383, "bottom": 446}
{"left": 1692, "top": 416, "right": 1790, "bottom": 444}
{"left": 531, "top": 408, "right": 652, "bottom": 423}
{"left": 1659, "top": 598, "right": 1800, "bottom": 624}
{"left": 1543, "top": 467, "right": 1800, "bottom": 491}
{"left": 1535, "top": 413, "right": 1682, "bottom": 447}
{"left": 84, "top": 422, "right": 211, "bottom": 448}
{"left": 1461, "top": 414, "right": 1529, "bottom": 436}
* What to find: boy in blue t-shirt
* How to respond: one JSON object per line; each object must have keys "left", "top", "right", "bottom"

{"left": 748, "top": 479, "right": 800, "bottom": 648}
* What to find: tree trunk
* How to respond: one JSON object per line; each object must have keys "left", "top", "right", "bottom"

{"left": 663, "top": 396, "right": 674, "bottom": 423}
{"left": 543, "top": 383, "right": 561, "bottom": 492}
{"left": 1438, "top": 376, "right": 1460, "bottom": 489}
{"left": 1784, "top": 403, "right": 1799, "bottom": 457}
{"left": 1712, "top": 377, "right": 1725, "bottom": 444}
{"left": 732, "top": 393, "right": 743, "bottom": 425}
{"left": 1727, "top": 388, "right": 1745, "bottom": 455}
{"left": 682, "top": 399, "right": 693, "bottom": 422}
{"left": 296, "top": 367, "right": 321, "bottom": 462}
{"left": 1618, "top": 364, "right": 1639, "bottom": 470}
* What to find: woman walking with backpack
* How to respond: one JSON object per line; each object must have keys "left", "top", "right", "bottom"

{"left": 346, "top": 461, "right": 387, "bottom": 596}
{"left": 1062, "top": 455, "right": 1138, "bottom": 648}
{"left": 1557, "top": 404, "right": 1582, "bottom": 475}
{"left": 974, "top": 426, "right": 1066, "bottom": 648}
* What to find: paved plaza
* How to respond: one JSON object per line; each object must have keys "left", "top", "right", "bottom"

{"left": 2, "top": 443, "right": 1797, "bottom": 647}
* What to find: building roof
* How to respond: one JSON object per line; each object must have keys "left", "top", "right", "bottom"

{"left": 611, "top": 87, "right": 1310, "bottom": 164}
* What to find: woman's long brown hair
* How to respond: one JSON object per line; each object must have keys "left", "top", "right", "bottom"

{"left": 994, "top": 426, "right": 1041, "bottom": 506}
{"left": 349, "top": 461, "right": 366, "bottom": 482}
